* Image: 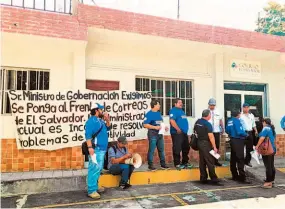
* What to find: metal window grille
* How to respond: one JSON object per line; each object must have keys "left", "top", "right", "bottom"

{"left": 0, "top": 0, "right": 72, "bottom": 14}
{"left": 0, "top": 67, "right": 50, "bottom": 114}
{"left": 135, "top": 77, "right": 194, "bottom": 116}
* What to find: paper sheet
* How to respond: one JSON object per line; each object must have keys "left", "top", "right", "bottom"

{"left": 159, "top": 123, "right": 166, "bottom": 135}
{"left": 91, "top": 153, "right": 98, "bottom": 164}
{"left": 209, "top": 150, "right": 221, "bottom": 159}
{"left": 251, "top": 150, "right": 260, "bottom": 164}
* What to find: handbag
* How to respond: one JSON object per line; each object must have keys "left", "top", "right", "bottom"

{"left": 257, "top": 137, "right": 274, "bottom": 156}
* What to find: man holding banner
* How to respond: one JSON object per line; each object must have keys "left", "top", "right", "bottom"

{"left": 85, "top": 103, "right": 111, "bottom": 199}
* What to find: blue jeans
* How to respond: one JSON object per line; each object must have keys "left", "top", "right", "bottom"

{"left": 147, "top": 134, "right": 166, "bottom": 166}
{"left": 109, "top": 164, "right": 135, "bottom": 185}
{"left": 87, "top": 148, "right": 106, "bottom": 195}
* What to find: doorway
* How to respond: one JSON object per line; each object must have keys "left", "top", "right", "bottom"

{"left": 224, "top": 90, "right": 264, "bottom": 122}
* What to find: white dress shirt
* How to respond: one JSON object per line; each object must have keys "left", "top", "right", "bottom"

{"left": 208, "top": 108, "right": 222, "bottom": 133}
{"left": 240, "top": 113, "right": 256, "bottom": 131}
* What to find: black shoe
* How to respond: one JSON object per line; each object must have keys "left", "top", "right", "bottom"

{"left": 245, "top": 162, "right": 253, "bottom": 167}
{"left": 148, "top": 165, "right": 157, "bottom": 171}
{"left": 161, "top": 165, "right": 170, "bottom": 170}
{"left": 200, "top": 180, "right": 209, "bottom": 184}
{"left": 231, "top": 177, "right": 239, "bottom": 181}
{"left": 119, "top": 183, "right": 132, "bottom": 190}
{"left": 215, "top": 162, "right": 223, "bottom": 167}
{"left": 209, "top": 179, "right": 224, "bottom": 186}
{"left": 238, "top": 179, "right": 251, "bottom": 184}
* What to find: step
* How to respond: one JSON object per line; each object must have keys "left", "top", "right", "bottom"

{"left": 1, "top": 164, "right": 231, "bottom": 196}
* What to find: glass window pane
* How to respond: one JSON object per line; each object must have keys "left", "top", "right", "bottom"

{"left": 43, "top": 72, "right": 50, "bottom": 90}
{"left": 180, "top": 99, "right": 186, "bottom": 113}
{"left": 179, "top": 81, "right": 185, "bottom": 98}
{"left": 151, "top": 80, "right": 157, "bottom": 96}
{"left": 166, "top": 98, "right": 171, "bottom": 115}
{"left": 16, "top": 71, "right": 27, "bottom": 90}
{"left": 166, "top": 81, "right": 171, "bottom": 98}
{"left": 6, "top": 70, "right": 15, "bottom": 90}
{"left": 171, "top": 81, "right": 177, "bottom": 98}
{"left": 29, "top": 71, "right": 37, "bottom": 90}
{"left": 186, "top": 81, "right": 192, "bottom": 98}
{"left": 157, "top": 80, "right": 163, "bottom": 97}
{"left": 143, "top": 78, "right": 150, "bottom": 91}
{"left": 5, "top": 92, "right": 11, "bottom": 113}
{"left": 185, "top": 99, "right": 192, "bottom": 116}
{"left": 39, "top": 71, "right": 44, "bottom": 90}
{"left": 135, "top": 78, "right": 141, "bottom": 91}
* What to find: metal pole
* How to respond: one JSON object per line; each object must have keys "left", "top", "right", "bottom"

{"left": 177, "top": 0, "right": 180, "bottom": 20}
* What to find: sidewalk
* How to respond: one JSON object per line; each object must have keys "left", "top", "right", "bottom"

{"left": 246, "top": 156, "right": 285, "bottom": 185}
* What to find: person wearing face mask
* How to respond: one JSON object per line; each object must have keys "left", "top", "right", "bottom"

{"left": 85, "top": 103, "right": 111, "bottom": 199}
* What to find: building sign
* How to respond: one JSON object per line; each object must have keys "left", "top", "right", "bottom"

{"left": 8, "top": 90, "right": 151, "bottom": 150}
{"left": 230, "top": 60, "right": 261, "bottom": 79}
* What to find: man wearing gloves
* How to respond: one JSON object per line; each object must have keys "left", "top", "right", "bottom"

{"left": 226, "top": 110, "right": 250, "bottom": 184}
{"left": 85, "top": 103, "right": 111, "bottom": 199}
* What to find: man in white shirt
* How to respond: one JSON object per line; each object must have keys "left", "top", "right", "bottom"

{"left": 240, "top": 103, "right": 258, "bottom": 167}
{"left": 208, "top": 98, "right": 224, "bottom": 166}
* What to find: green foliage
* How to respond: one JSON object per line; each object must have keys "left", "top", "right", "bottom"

{"left": 255, "top": 1, "right": 285, "bottom": 36}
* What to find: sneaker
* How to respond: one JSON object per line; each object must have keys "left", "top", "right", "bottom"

{"left": 148, "top": 165, "right": 157, "bottom": 171}
{"left": 176, "top": 164, "right": 185, "bottom": 170}
{"left": 88, "top": 192, "right": 101, "bottom": 199}
{"left": 184, "top": 163, "right": 193, "bottom": 169}
{"left": 97, "top": 187, "right": 105, "bottom": 193}
{"left": 161, "top": 165, "right": 170, "bottom": 170}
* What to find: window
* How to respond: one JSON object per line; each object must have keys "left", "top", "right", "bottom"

{"left": 0, "top": 67, "right": 50, "bottom": 114}
{"left": 135, "top": 77, "right": 193, "bottom": 116}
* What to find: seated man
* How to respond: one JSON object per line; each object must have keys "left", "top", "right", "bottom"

{"left": 108, "top": 136, "right": 134, "bottom": 190}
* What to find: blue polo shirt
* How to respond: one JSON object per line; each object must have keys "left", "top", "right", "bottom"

{"left": 107, "top": 145, "right": 128, "bottom": 169}
{"left": 85, "top": 116, "right": 110, "bottom": 151}
{"left": 259, "top": 125, "right": 276, "bottom": 153}
{"left": 144, "top": 110, "right": 163, "bottom": 136}
{"left": 169, "top": 107, "right": 189, "bottom": 134}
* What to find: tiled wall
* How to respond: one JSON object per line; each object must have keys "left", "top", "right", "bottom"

{"left": 1, "top": 135, "right": 284, "bottom": 172}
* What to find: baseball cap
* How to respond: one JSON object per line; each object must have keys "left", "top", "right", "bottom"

{"left": 118, "top": 136, "right": 127, "bottom": 144}
{"left": 243, "top": 103, "right": 250, "bottom": 107}
{"left": 208, "top": 98, "right": 216, "bottom": 106}
{"left": 91, "top": 102, "right": 104, "bottom": 110}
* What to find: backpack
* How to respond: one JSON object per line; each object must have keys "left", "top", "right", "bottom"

{"left": 103, "top": 143, "right": 127, "bottom": 170}
{"left": 190, "top": 121, "right": 199, "bottom": 151}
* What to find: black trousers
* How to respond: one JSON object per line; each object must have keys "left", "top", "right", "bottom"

{"left": 262, "top": 155, "right": 276, "bottom": 182}
{"left": 213, "top": 133, "right": 220, "bottom": 163}
{"left": 245, "top": 131, "right": 254, "bottom": 164}
{"left": 230, "top": 138, "right": 246, "bottom": 180}
{"left": 198, "top": 141, "right": 218, "bottom": 181}
{"left": 171, "top": 133, "right": 190, "bottom": 166}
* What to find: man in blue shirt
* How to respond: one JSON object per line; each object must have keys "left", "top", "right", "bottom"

{"left": 85, "top": 103, "right": 111, "bottom": 199}
{"left": 169, "top": 98, "right": 191, "bottom": 169}
{"left": 108, "top": 136, "right": 134, "bottom": 190}
{"left": 226, "top": 110, "right": 250, "bottom": 184}
{"left": 144, "top": 100, "right": 169, "bottom": 171}
{"left": 195, "top": 109, "right": 221, "bottom": 185}
{"left": 280, "top": 115, "right": 285, "bottom": 131}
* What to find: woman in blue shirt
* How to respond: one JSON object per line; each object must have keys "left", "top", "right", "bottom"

{"left": 255, "top": 118, "right": 276, "bottom": 189}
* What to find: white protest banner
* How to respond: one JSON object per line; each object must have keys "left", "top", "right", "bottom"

{"left": 8, "top": 90, "right": 151, "bottom": 150}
